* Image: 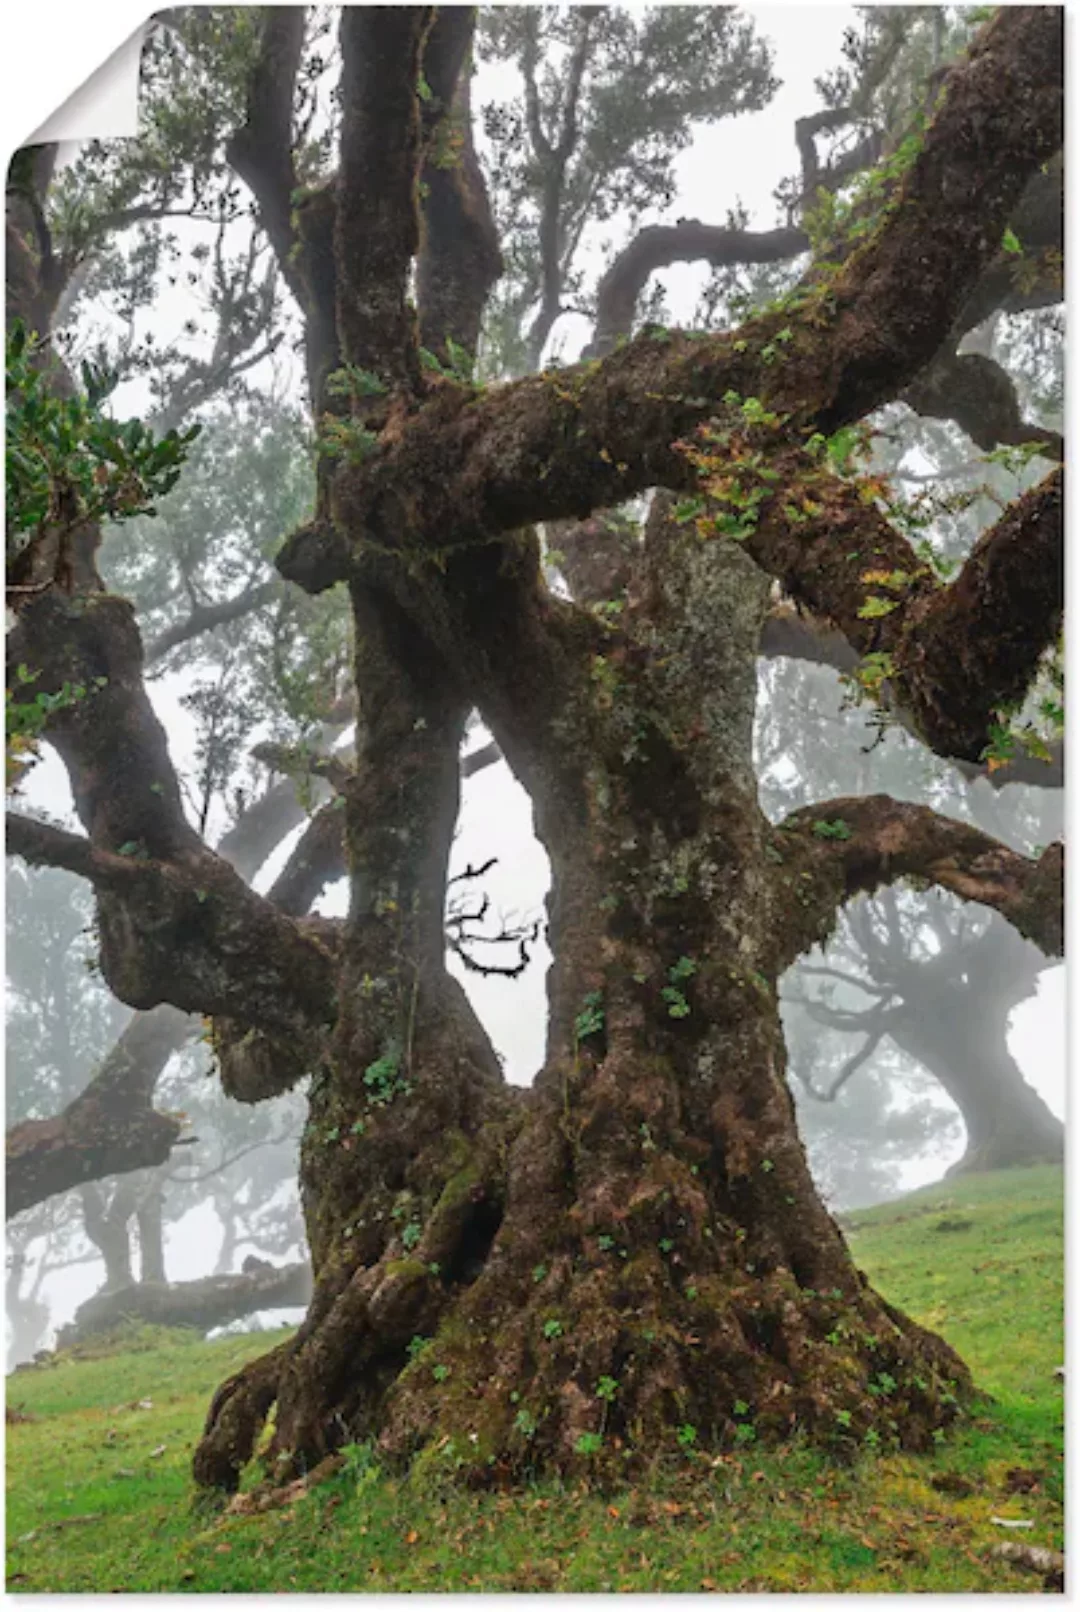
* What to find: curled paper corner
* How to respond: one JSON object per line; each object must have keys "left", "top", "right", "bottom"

{"left": 26, "top": 21, "right": 151, "bottom": 150}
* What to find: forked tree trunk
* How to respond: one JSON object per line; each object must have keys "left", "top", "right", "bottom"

{"left": 194, "top": 513, "right": 972, "bottom": 1492}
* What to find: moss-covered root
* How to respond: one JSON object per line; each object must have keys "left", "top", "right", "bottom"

{"left": 191, "top": 1337, "right": 293, "bottom": 1492}
{"left": 375, "top": 1242, "right": 973, "bottom": 1487}
{"left": 193, "top": 1144, "right": 511, "bottom": 1491}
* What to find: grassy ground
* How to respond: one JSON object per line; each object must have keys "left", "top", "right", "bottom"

{"left": 6, "top": 1164, "right": 1063, "bottom": 1593}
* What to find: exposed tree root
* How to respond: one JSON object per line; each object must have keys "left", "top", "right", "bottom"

{"left": 192, "top": 1337, "right": 294, "bottom": 1492}
{"left": 194, "top": 1089, "right": 973, "bottom": 1492}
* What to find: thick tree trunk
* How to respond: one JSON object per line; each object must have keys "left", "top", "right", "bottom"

{"left": 194, "top": 518, "right": 972, "bottom": 1492}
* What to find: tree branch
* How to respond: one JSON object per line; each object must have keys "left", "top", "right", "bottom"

{"left": 733, "top": 452, "right": 1062, "bottom": 769}
{"left": 334, "top": 7, "right": 434, "bottom": 387}
{"left": 264, "top": 800, "right": 346, "bottom": 916}
{"left": 225, "top": 7, "right": 307, "bottom": 310}
{"left": 282, "top": 7, "right": 1061, "bottom": 615}
{"left": 520, "top": 12, "right": 553, "bottom": 162}
{"left": 7, "top": 1006, "right": 191, "bottom": 1220}
{"left": 797, "top": 1026, "right": 891, "bottom": 1104}
{"left": 772, "top": 795, "right": 1063, "bottom": 973}
{"left": 8, "top": 808, "right": 336, "bottom": 1036}
{"left": 416, "top": 9, "right": 503, "bottom": 365}
{"left": 902, "top": 348, "right": 1062, "bottom": 461}
{"left": 758, "top": 593, "right": 1064, "bottom": 790}
{"left": 7, "top": 717, "right": 353, "bottom": 1218}
{"left": 587, "top": 222, "right": 808, "bottom": 359}
{"left": 892, "top": 467, "right": 1062, "bottom": 763}
{"left": 144, "top": 579, "right": 278, "bottom": 664}
{"left": 524, "top": 8, "right": 597, "bottom": 369}
{"left": 8, "top": 592, "right": 338, "bottom": 1038}
{"left": 56, "top": 1260, "right": 313, "bottom": 1347}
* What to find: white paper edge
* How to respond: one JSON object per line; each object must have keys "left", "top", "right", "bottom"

{"left": 27, "top": 23, "right": 149, "bottom": 148}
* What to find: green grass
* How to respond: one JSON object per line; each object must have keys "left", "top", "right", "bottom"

{"left": 7, "top": 1165, "right": 1063, "bottom": 1593}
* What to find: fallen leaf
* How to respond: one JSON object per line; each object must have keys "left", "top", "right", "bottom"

{"left": 149, "top": 1444, "right": 167, "bottom": 1458}
{"left": 406, "top": 1530, "right": 419, "bottom": 1545}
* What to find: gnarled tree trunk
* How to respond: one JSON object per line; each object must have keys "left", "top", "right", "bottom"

{"left": 194, "top": 509, "right": 973, "bottom": 1491}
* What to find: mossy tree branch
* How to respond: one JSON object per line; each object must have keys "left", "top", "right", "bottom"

{"left": 734, "top": 454, "right": 1062, "bottom": 766}
{"left": 7, "top": 806, "right": 337, "bottom": 1036}
{"left": 281, "top": 8, "right": 1061, "bottom": 618}
{"left": 757, "top": 598, "right": 1063, "bottom": 790}
{"left": 772, "top": 794, "right": 1063, "bottom": 973}
{"left": 334, "top": 7, "right": 435, "bottom": 388}
{"left": 7, "top": 592, "right": 338, "bottom": 1044}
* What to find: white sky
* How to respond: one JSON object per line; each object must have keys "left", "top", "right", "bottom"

{"left": 7, "top": 7, "right": 1067, "bottom": 1330}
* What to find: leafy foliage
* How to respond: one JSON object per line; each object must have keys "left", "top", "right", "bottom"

{"left": 6, "top": 322, "right": 199, "bottom": 568}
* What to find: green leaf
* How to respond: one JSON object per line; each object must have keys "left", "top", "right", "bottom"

{"left": 811, "top": 818, "right": 852, "bottom": 841}
{"left": 856, "top": 596, "right": 899, "bottom": 619}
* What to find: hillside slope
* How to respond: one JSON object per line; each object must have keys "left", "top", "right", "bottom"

{"left": 6, "top": 1165, "right": 1063, "bottom": 1594}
